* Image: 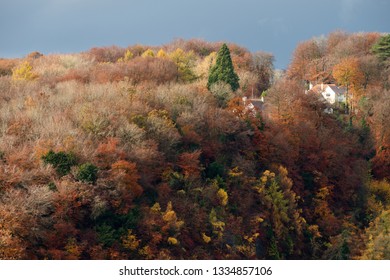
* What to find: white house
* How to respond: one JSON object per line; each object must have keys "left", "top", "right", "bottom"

{"left": 308, "top": 83, "right": 347, "bottom": 105}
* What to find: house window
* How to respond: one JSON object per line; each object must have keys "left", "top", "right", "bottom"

{"left": 326, "top": 93, "right": 331, "bottom": 97}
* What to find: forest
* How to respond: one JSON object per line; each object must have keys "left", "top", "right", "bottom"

{"left": 0, "top": 32, "right": 389, "bottom": 259}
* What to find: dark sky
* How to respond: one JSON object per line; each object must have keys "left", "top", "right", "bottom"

{"left": 1, "top": 0, "right": 389, "bottom": 69}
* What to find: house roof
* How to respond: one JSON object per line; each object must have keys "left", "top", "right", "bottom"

{"left": 250, "top": 100, "right": 263, "bottom": 110}
{"left": 308, "top": 83, "right": 346, "bottom": 96}
{"left": 328, "top": 84, "right": 346, "bottom": 95}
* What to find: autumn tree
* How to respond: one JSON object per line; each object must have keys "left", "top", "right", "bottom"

{"left": 117, "top": 49, "right": 134, "bottom": 63}
{"left": 207, "top": 43, "right": 239, "bottom": 91}
{"left": 253, "top": 167, "right": 306, "bottom": 259}
{"left": 141, "top": 49, "right": 155, "bottom": 58}
{"left": 332, "top": 57, "right": 365, "bottom": 112}
{"left": 252, "top": 51, "right": 274, "bottom": 95}
{"left": 288, "top": 39, "right": 323, "bottom": 81}
{"left": 168, "top": 48, "right": 196, "bottom": 82}
{"left": 361, "top": 209, "right": 390, "bottom": 259}
{"left": 195, "top": 51, "right": 216, "bottom": 79}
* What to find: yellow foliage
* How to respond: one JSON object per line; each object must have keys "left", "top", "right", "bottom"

{"left": 254, "top": 216, "right": 264, "bottom": 224}
{"left": 163, "top": 201, "right": 175, "bottom": 222}
{"left": 157, "top": 49, "right": 168, "bottom": 58}
{"left": 168, "top": 48, "right": 197, "bottom": 82}
{"left": 118, "top": 50, "right": 134, "bottom": 62}
{"left": 228, "top": 166, "right": 243, "bottom": 178}
{"left": 12, "top": 61, "right": 38, "bottom": 81}
{"left": 202, "top": 233, "right": 211, "bottom": 244}
{"left": 308, "top": 225, "right": 322, "bottom": 238}
{"left": 209, "top": 208, "right": 225, "bottom": 239}
{"left": 195, "top": 51, "right": 216, "bottom": 79}
{"left": 151, "top": 202, "right": 161, "bottom": 213}
{"left": 141, "top": 49, "right": 155, "bottom": 58}
{"left": 217, "top": 188, "right": 228, "bottom": 206}
{"left": 124, "top": 50, "right": 134, "bottom": 61}
{"left": 122, "top": 229, "right": 140, "bottom": 251}
{"left": 167, "top": 237, "right": 178, "bottom": 245}
{"left": 65, "top": 237, "right": 82, "bottom": 259}
{"left": 163, "top": 201, "right": 184, "bottom": 230}
{"left": 259, "top": 170, "right": 276, "bottom": 187}
{"left": 138, "top": 245, "right": 154, "bottom": 259}
{"left": 244, "top": 233, "right": 260, "bottom": 243}
{"left": 163, "top": 210, "right": 177, "bottom": 223}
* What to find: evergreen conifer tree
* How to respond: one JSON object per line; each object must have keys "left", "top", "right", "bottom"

{"left": 372, "top": 34, "right": 390, "bottom": 60}
{"left": 207, "top": 43, "right": 239, "bottom": 91}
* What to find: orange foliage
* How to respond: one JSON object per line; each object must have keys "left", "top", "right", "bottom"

{"left": 111, "top": 160, "right": 143, "bottom": 209}
{"left": 332, "top": 57, "right": 365, "bottom": 90}
{"left": 177, "top": 150, "right": 202, "bottom": 179}
{"left": 95, "top": 138, "right": 125, "bottom": 168}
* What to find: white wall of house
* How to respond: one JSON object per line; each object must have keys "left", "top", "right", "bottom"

{"left": 322, "top": 86, "right": 336, "bottom": 104}
{"left": 320, "top": 85, "right": 346, "bottom": 104}
{"left": 337, "top": 92, "right": 346, "bottom": 103}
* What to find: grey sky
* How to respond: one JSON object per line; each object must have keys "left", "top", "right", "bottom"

{"left": 1, "top": 0, "right": 389, "bottom": 69}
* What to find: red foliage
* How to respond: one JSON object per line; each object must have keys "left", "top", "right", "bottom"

{"left": 111, "top": 160, "right": 143, "bottom": 212}
{"left": 95, "top": 138, "right": 125, "bottom": 169}
{"left": 58, "top": 68, "right": 90, "bottom": 83}
{"left": 177, "top": 150, "right": 202, "bottom": 179}
{"left": 87, "top": 46, "right": 125, "bottom": 63}
{"left": 371, "top": 148, "right": 390, "bottom": 180}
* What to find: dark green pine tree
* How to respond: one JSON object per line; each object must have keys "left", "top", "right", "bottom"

{"left": 207, "top": 43, "right": 240, "bottom": 91}
{"left": 372, "top": 34, "right": 390, "bottom": 61}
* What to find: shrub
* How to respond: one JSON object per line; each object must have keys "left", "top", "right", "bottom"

{"left": 42, "top": 150, "right": 77, "bottom": 176}
{"left": 87, "top": 46, "right": 125, "bottom": 63}
{"left": 0, "top": 59, "right": 17, "bottom": 76}
{"left": 76, "top": 163, "right": 98, "bottom": 184}
{"left": 12, "top": 61, "right": 38, "bottom": 81}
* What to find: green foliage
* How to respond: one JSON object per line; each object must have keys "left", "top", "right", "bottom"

{"left": 76, "top": 163, "right": 98, "bottom": 184}
{"left": 372, "top": 34, "right": 390, "bottom": 60}
{"left": 42, "top": 150, "right": 77, "bottom": 176}
{"left": 206, "top": 162, "right": 225, "bottom": 179}
{"left": 95, "top": 223, "right": 117, "bottom": 247}
{"left": 95, "top": 209, "right": 140, "bottom": 247}
{"left": 268, "top": 236, "right": 281, "bottom": 260}
{"left": 47, "top": 182, "right": 57, "bottom": 192}
{"left": 167, "top": 171, "right": 185, "bottom": 189}
{"left": 207, "top": 43, "right": 239, "bottom": 91}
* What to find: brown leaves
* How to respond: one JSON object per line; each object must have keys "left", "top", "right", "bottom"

{"left": 177, "top": 150, "right": 202, "bottom": 179}
{"left": 110, "top": 160, "right": 143, "bottom": 212}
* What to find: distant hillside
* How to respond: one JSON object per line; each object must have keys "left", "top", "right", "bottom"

{"left": 0, "top": 34, "right": 389, "bottom": 260}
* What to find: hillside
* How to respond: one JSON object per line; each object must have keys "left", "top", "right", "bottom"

{"left": 0, "top": 34, "right": 389, "bottom": 260}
